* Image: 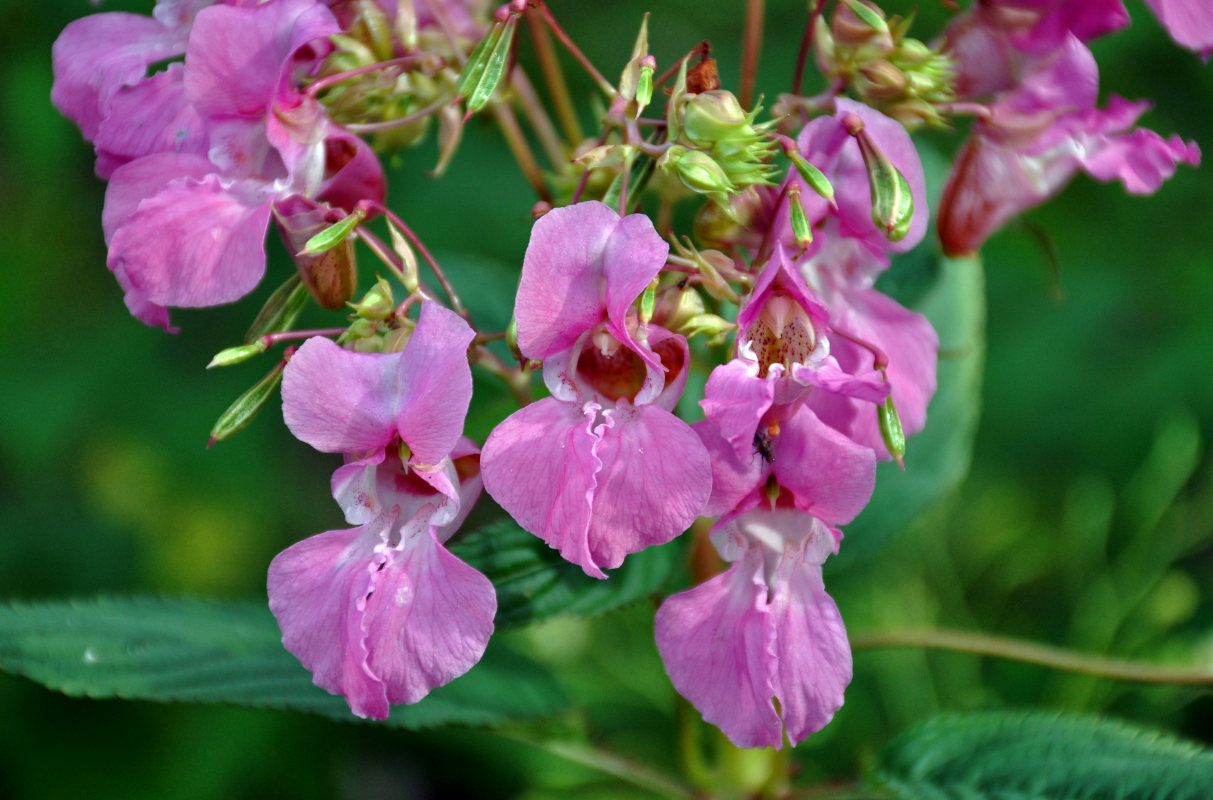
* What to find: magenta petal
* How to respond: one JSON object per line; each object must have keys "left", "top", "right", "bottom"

{"left": 693, "top": 420, "right": 763, "bottom": 518}
{"left": 792, "top": 357, "right": 889, "bottom": 404}
{"left": 514, "top": 202, "right": 619, "bottom": 359}
{"left": 601, "top": 212, "right": 669, "bottom": 356}
{"left": 700, "top": 359, "right": 776, "bottom": 464}
{"left": 363, "top": 530, "right": 496, "bottom": 705}
{"left": 1077, "top": 124, "right": 1201, "bottom": 195}
{"left": 393, "top": 302, "right": 476, "bottom": 467}
{"left": 185, "top": 0, "right": 339, "bottom": 119}
{"left": 773, "top": 409, "right": 876, "bottom": 526}
{"left": 654, "top": 552, "right": 782, "bottom": 749}
{"left": 1145, "top": 0, "right": 1213, "bottom": 54}
{"left": 282, "top": 303, "right": 473, "bottom": 458}
{"left": 481, "top": 398, "right": 604, "bottom": 578}
{"left": 109, "top": 175, "right": 272, "bottom": 307}
{"left": 93, "top": 63, "right": 207, "bottom": 179}
{"left": 51, "top": 13, "right": 183, "bottom": 141}
{"left": 769, "top": 548, "right": 851, "bottom": 745}
{"left": 588, "top": 403, "right": 712, "bottom": 569}
{"left": 268, "top": 524, "right": 388, "bottom": 719}
{"left": 283, "top": 338, "right": 401, "bottom": 453}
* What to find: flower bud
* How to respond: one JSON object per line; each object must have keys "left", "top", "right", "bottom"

{"left": 679, "top": 313, "right": 736, "bottom": 345}
{"left": 352, "top": 276, "right": 394, "bottom": 321}
{"left": 832, "top": 0, "right": 893, "bottom": 51}
{"left": 878, "top": 393, "right": 906, "bottom": 467}
{"left": 681, "top": 91, "right": 751, "bottom": 148}
{"left": 845, "top": 115, "right": 915, "bottom": 242}
{"left": 207, "top": 340, "right": 268, "bottom": 369}
{"left": 651, "top": 284, "right": 705, "bottom": 331}
{"left": 857, "top": 61, "right": 908, "bottom": 100}
{"left": 788, "top": 186, "right": 812, "bottom": 248}
{"left": 245, "top": 274, "right": 310, "bottom": 342}
{"left": 275, "top": 202, "right": 361, "bottom": 310}
{"left": 662, "top": 146, "right": 736, "bottom": 207}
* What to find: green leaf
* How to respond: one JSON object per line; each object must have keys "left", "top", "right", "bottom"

{"left": 871, "top": 710, "right": 1213, "bottom": 800}
{"left": 451, "top": 520, "right": 681, "bottom": 629}
{"left": 837, "top": 253, "right": 984, "bottom": 568}
{"left": 0, "top": 596, "right": 564, "bottom": 728}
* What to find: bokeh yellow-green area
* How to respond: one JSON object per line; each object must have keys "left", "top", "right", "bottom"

{"left": 1, "top": 1, "right": 1211, "bottom": 797}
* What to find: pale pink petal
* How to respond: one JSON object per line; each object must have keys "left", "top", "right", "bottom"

{"left": 481, "top": 398, "right": 604, "bottom": 578}
{"left": 772, "top": 408, "right": 876, "bottom": 526}
{"left": 601, "top": 212, "right": 669, "bottom": 360}
{"left": 654, "top": 551, "right": 783, "bottom": 749}
{"left": 282, "top": 337, "right": 403, "bottom": 454}
{"left": 514, "top": 202, "right": 618, "bottom": 359}
{"left": 769, "top": 546, "right": 852, "bottom": 745}
{"left": 1075, "top": 120, "right": 1201, "bottom": 194}
{"left": 267, "top": 523, "right": 388, "bottom": 719}
{"left": 93, "top": 63, "right": 207, "bottom": 179}
{"left": 108, "top": 175, "right": 273, "bottom": 307}
{"left": 587, "top": 403, "right": 712, "bottom": 570}
{"left": 102, "top": 153, "right": 215, "bottom": 245}
{"left": 51, "top": 13, "right": 183, "bottom": 141}
{"left": 1144, "top": 0, "right": 1213, "bottom": 54}
{"left": 363, "top": 527, "right": 496, "bottom": 705}
{"left": 700, "top": 359, "right": 776, "bottom": 464}
{"left": 736, "top": 245, "right": 829, "bottom": 337}
{"left": 393, "top": 302, "right": 476, "bottom": 467}
{"left": 282, "top": 303, "right": 473, "bottom": 459}
{"left": 185, "top": 0, "right": 338, "bottom": 119}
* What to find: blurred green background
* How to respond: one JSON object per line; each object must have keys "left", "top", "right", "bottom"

{"left": 1, "top": 0, "right": 1211, "bottom": 797}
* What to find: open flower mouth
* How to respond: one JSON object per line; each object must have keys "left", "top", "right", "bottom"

{"left": 746, "top": 292, "right": 817, "bottom": 378}
{"left": 575, "top": 329, "right": 649, "bottom": 402}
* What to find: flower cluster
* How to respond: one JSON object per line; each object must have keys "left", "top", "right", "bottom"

{"left": 51, "top": 0, "right": 1205, "bottom": 751}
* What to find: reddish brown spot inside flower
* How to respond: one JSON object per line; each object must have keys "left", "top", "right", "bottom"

{"left": 653, "top": 337, "right": 686, "bottom": 393}
{"left": 746, "top": 292, "right": 816, "bottom": 378}
{"left": 576, "top": 336, "right": 648, "bottom": 401}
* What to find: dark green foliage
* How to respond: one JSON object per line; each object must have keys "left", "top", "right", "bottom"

{"left": 0, "top": 597, "right": 565, "bottom": 729}
{"left": 871, "top": 710, "right": 1213, "bottom": 800}
{"left": 452, "top": 520, "right": 681, "bottom": 629}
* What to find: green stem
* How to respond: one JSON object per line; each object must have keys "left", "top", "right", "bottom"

{"left": 851, "top": 628, "right": 1213, "bottom": 686}
{"left": 494, "top": 730, "right": 694, "bottom": 799}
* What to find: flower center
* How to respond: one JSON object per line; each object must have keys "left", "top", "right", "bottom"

{"left": 746, "top": 292, "right": 816, "bottom": 378}
{"left": 576, "top": 330, "right": 648, "bottom": 401}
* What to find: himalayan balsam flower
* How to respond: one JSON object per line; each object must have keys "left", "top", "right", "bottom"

{"left": 938, "top": 34, "right": 1200, "bottom": 255}
{"left": 481, "top": 202, "right": 712, "bottom": 579}
{"left": 656, "top": 407, "right": 876, "bottom": 748}
{"left": 268, "top": 302, "right": 494, "bottom": 720}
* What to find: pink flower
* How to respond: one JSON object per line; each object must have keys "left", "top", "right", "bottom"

{"left": 938, "top": 35, "right": 1201, "bottom": 255}
{"left": 268, "top": 302, "right": 495, "bottom": 720}
{"left": 701, "top": 245, "right": 888, "bottom": 467}
{"left": 91, "top": 0, "right": 385, "bottom": 328}
{"left": 655, "top": 495, "right": 869, "bottom": 747}
{"left": 481, "top": 202, "right": 712, "bottom": 579}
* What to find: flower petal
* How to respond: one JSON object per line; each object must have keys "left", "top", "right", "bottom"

{"left": 267, "top": 523, "right": 388, "bottom": 719}
{"left": 515, "top": 202, "right": 619, "bottom": 359}
{"left": 654, "top": 551, "right": 782, "bottom": 749}
{"left": 108, "top": 174, "right": 273, "bottom": 308}
{"left": 93, "top": 63, "right": 207, "bottom": 180}
{"left": 587, "top": 403, "right": 712, "bottom": 569}
{"left": 481, "top": 398, "right": 604, "bottom": 578}
{"left": 363, "top": 527, "right": 496, "bottom": 706}
{"left": 769, "top": 544, "right": 851, "bottom": 746}
{"left": 700, "top": 358, "right": 776, "bottom": 464}
{"left": 773, "top": 408, "right": 876, "bottom": 526}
